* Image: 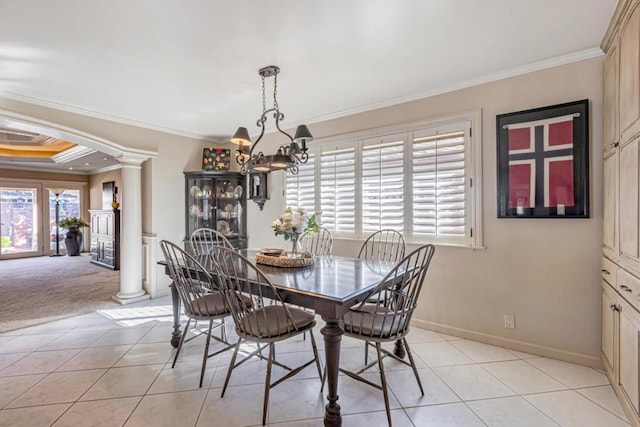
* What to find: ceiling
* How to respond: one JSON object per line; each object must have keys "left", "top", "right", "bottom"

{"left": 0, "top": 0, "right": 619, "bottom": 170}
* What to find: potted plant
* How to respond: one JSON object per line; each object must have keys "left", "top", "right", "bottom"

{"left": 58, "top": 216, "right": 89, "bottom": 256}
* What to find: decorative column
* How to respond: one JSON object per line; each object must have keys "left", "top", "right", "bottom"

{"left": 112, "top": 154, "right": 149, "bottom": 304}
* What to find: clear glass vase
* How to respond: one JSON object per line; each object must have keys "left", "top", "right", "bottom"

{"left": 289, "top": 233, "right": 301, "bottom": 258}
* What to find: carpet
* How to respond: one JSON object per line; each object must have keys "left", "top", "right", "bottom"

{"left": 0, "top": 255, "right": 120, "bottom": 332}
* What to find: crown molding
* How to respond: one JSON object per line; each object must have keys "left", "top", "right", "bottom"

{"left": 0, "top": 91, "right": 218, "bottom": 142}
{"left": 298, "top": 48, "right": 605, "bottom": 127}
{"left": 51, "top": 145, "right": 97, "bottom": 164}
{"left": 90, "top": 163, "right": 122, "bottom": 174}
{"left": 601, "top": 0, "right": 633, "bottom": 51}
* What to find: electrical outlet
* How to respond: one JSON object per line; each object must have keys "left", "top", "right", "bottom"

{"left": 504, "top": 314, "right": 515, "bottom": 329}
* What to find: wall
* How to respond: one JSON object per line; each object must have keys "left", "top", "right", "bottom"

{"left": 247, "top": 57, "right": 604, "bottom": 365}
{"left": 88, "top": 169, "right": 121, "bottom": 210}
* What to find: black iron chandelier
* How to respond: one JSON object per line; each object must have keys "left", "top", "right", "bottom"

{"left": 232, "top": 66, "right": 313, "bottom": 175}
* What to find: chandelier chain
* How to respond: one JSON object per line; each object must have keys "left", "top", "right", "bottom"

{"left": 261, "top": 74, "right": 266, "bottom": 114}
{"left": 273, "top": 72, "right": 279, "bottom": 111}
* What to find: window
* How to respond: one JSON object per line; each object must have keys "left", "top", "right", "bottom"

{"left": 412, "top": 124, "right": 468, "bottom": 245}
{"left": 285, "top": 113, "right": 482, "bottom": 247}
{"left": 284, "top": 151, "right": 315, "bottom": 211}
{"left": 320, "top": 145, "right": 356, "bottom": 232}
{"left": 49, "top": 189, "right": 81, "bottom": 251}
{"left": 361, "top": 135, "right": 404, "bottom": 232}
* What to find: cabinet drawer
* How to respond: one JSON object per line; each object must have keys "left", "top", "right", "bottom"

{"left": 602, "top": 258, "right": 618, "bottom": 285}
{"left": 618, "top": 268, "right": 640, "bottom": 312}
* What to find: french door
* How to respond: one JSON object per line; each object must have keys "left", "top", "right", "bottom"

{"left": 0, "top": 184, "right": 43, "bottom": 259}
{"left": 0, "top": 181, "right": 85, "bottom": 259}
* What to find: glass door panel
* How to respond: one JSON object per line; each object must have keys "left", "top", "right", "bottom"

{"left": 215, "top": 176, "right": 244, "bottom": 239}
{"left": 0, "top": 186, "right": 41, "bottom": 257}
{"left": 48, "top": 189, "right": 81, "bottom": 252}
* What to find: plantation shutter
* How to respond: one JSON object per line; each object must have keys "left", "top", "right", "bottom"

{"left": 412, "top": 127, "right": 467, "bottom": 243}
{"left": 285, "top": 152, "right": 315, "bottom": 211}
{"left": 320, "top": 145, "right": 356, "bottom": 232}
{"left": 361, "top": 135, "right": 404, "bottom": 232}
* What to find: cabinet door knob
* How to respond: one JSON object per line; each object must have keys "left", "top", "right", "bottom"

{"left": 610, "top": 303, "right": 617, "bottom": 310}
{"left": 601, "top": 269, "right": 610, "bottom": 275}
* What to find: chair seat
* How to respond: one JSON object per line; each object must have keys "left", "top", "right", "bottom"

{"left": 343, "top": 305, "right": 407, "bottom": 339}
{"left": 190, "top": 292, "right": 251, "bottom": 317}
{"left": 239, "top": 305, "right": 315, "bottom": 339}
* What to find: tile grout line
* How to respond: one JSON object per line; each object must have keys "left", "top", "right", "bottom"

{"left": 574, "top": 387, "right": 632, "bottom": 424}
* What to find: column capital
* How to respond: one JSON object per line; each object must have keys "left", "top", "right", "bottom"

{"left": 116, "top": 153, "right": 148, "bottom": 167}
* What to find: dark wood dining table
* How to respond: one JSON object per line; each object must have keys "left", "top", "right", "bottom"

{"left": 159, "top": 250, "right": 397, "bottom": 426}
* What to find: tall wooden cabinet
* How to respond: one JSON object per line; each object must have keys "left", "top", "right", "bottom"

{"left": 89, "top": 209, "right": 120, "bottom": 270}
{"left": 602, "top": 1, "right": 640, "bottom": 425}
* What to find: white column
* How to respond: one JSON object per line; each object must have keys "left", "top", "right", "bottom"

{"left": 112, "top": 155, "right": 149, "bottom": 304}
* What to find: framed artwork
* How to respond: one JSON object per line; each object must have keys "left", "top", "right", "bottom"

{"left": 202, "top": 148, "right": 231, "bottom": 171}
{"left": 496, "top": 99, "right": 589, "bottom": 218}
{"left": 102, "top": 181, "right": 115, "bottom": 210}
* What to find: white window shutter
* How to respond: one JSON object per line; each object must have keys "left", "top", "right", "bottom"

{"left": 412, "top": 129, "right": 467, "bottom": 244}
{"left": 320, "top": 146, "right": 356, "bottom": 232}
{"left": 285, "top": 152, "right": 315, "bottom": 211}
{"left": 361, "top": 135, "right": 405, "bottom": 233}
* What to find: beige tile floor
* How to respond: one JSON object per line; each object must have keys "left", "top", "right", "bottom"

{"left": 0, "top": 296, "right": 630, "bottom": 426}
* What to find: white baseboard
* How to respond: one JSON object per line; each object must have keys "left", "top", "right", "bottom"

{"left": 412, "top": 318, "right": 603, "bottom": 369}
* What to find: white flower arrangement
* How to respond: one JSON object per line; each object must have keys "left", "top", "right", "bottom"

{"left": 272, "top": 207, "right": 319, "bottom": 244}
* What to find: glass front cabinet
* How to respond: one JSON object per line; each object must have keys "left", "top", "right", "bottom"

{"left": 184, "top": 171, "right": 247, "bottom": 250}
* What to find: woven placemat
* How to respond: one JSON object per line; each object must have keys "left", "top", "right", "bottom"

{"left": 255, "top": 252, "right": 314, "bottom": 268}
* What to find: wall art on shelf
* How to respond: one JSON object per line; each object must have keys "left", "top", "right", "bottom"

{"left": 496, "top": 99, "right": 589, "bottom": 218}
{"left": 202, "top": 148, "right": 231, "bottom": 171}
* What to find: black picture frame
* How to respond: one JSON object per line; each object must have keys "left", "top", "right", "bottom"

{"left": 202, "top": 148, "right": 230, "bottom": 171}
{"left": 496, "top": 99, "right": 589, "bottom": 218}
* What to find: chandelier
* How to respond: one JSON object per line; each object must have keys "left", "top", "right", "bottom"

{"left": 232, "top": 66, "right": 313, "bottom": 175}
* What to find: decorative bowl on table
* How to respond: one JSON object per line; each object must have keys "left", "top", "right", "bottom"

{"left": 255, "top": 250, "right": 314, "bottom": 268}
{"left": 260, "top": 248, "right": 284, "bottom": 257}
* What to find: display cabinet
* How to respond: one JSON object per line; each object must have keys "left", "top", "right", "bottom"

{"left": 184, "top": 171, "right": 247, "bottom": 250}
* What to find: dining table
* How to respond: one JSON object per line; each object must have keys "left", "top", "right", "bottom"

{"left": 159, "top": 249, "right": 400, "bottom": 427}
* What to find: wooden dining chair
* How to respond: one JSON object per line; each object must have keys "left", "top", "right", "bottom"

{"left": 159, "top": 240, "right": 244, "bottom": 387}
{"left": 358, "top": 229, "right": 406, "bottom": 264}
{"left": 209, "top": 246, "right": 324, "bottom": 426}
{"left": 299, "top": 227, "right": 333, "bottom": 255}
{"left": 189, "top": 227, "right": 235, "bottom": 255}
{"left": 339, "top": 244, "right": 435, "bottom": 426}
{"left": 358, "top": 229, "right": 407, "bottom": 360}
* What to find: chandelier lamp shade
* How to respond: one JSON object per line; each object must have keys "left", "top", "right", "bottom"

{"left": 232, "top": 65, "right": 313, "bottom": 175}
